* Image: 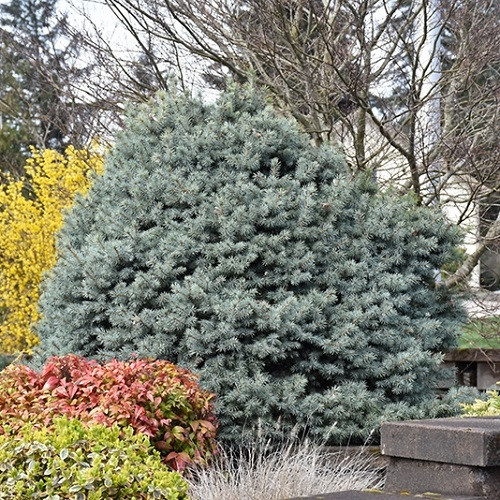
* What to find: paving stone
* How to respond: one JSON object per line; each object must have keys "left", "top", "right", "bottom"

{"left": 286, "top": 490, "right": 482, "bottom": 500}
{"left": 381, "top": 417, "right": 500, "bottom": 466}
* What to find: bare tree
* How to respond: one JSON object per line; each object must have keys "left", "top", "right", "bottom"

{"left": 61, "top": 0, "right": 199, "bottom": 136}
{"left": 75, "top": 0, "right": 499, "bottom": 290}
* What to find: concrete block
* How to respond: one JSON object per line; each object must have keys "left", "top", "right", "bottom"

{"left": 384, "top": 457, "right": 500, "bottom": 498}
{"left": 381, "top": 417, "right": 500, "bottom": 466}
{"left": 476, "top": 362, "right": 500, "bottom": 390}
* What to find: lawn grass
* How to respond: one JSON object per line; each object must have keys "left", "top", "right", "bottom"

{"left": 458, "top": 317, "right": 500, "bottom": 349}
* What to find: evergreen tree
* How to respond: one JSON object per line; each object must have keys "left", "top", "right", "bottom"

{"left": 35, "top": 86, "right": 464, "bottom": 443}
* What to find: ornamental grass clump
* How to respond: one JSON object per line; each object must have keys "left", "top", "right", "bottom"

{"left": 35, "top": 84, "right": 464, "bottom": 444}
{"left": 187, "top": 438, "right": 384, "bottom": 500}
{"left": 0, "top": 416, "right": 189, "bottom": 499}
{"left": 0, "top": 355, "right": 217, "bottom": 470}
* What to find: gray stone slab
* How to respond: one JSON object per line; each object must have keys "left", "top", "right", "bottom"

{"left": 286, "top": 491, "right": 482, "bottom": 500}
{"left": 436, "top": 361, "right": 457, "bottom": 389}
{"left": 381, "top": 417, "right": 500, "bottom": 466}
{"left": 384, "top": 457, "right": 500, "bottom": 499}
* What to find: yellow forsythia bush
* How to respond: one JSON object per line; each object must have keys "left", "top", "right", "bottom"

{"left": 0, "top": 146, "right": 103, "bottom": 354}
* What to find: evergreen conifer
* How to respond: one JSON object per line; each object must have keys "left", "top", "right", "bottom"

{"left": 36, "top": 86, "right": 464, "bottom": 443}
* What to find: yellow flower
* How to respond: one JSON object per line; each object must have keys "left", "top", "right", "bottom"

{"left": 0, "top": 146, "right": 103, "bottom": 354}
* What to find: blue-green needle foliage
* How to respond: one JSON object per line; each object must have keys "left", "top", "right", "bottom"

{"left": 36, "top": 85, "right": 464, "bottom": 443}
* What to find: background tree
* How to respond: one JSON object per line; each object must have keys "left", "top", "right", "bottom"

{"left": 0, "top": 0, "right": 98, "bottom": 176}
{"left": 35, "top": 87, "right": 465, "bottom": 443}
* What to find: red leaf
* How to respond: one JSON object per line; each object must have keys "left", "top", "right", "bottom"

{"left": 54, "top": 386, "right": 68, "bottom": 397}
{"left": 174, "top": 452, "right": 191, "bottom": 471}
{"left": 155, "top": 440, "right": 169, "bottom": 451}
{"left": 199, "top": 420, "right": 216, "bottom": 432}
{"left": 42, "top": 376, "right": 60, "bottom": 391}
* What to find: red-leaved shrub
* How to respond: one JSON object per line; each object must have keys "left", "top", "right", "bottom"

{"left": 0, "top": 355, "right": 217, "bottom": 470}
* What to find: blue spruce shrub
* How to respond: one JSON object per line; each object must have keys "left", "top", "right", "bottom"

{"left": 35, "top": 85, "right": 464, "bottom": 443}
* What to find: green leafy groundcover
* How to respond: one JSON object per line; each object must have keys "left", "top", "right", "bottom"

{"left": 462, "top": 385, "right": 500, "bottom": 416}
{"left": 0, "top": 416, "right": 189, "bottom": 499}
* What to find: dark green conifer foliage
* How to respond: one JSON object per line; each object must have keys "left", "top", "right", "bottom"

{"left": 36, "top": 86, "right": 464, "bottom": 443}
